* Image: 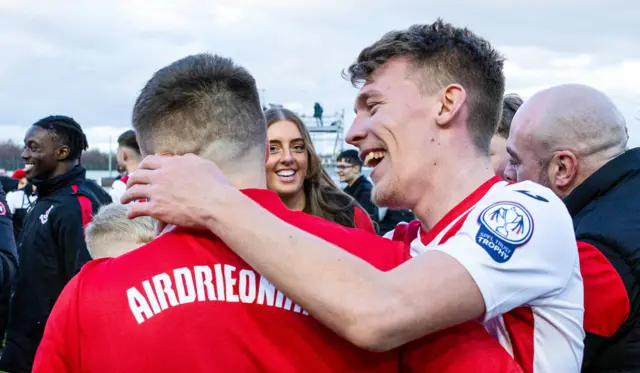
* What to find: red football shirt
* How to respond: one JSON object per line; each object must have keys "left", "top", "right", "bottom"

{"left": 34, "top": 189, "right": 522, "bottom": 373}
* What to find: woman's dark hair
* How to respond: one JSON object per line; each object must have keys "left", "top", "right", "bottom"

{"left": 264, "top": 107, "right": 360, "bottom": 228}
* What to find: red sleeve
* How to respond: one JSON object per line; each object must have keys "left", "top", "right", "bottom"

{"left": 353, "top": 206, "right": 376, "bottom": 234}
{"left": 32, "top": 274, "right": 82, "bottom": 373}
{"left": 401, "top": 321, "right": 523, "bottom": 373}
{"left": 578, "top": 240, "right": 630, "bottom": 337}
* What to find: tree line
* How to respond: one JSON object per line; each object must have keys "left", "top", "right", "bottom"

{"left": 0, "top": 140, "right": 116, "bottom": 171}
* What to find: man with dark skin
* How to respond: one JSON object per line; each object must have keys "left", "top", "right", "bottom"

{"left": 0, "top": 116, "right": 111, "bottom": 373}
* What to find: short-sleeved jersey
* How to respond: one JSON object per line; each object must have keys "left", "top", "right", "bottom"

{"left": 33, "top": 190, "right": 404, "bottom": 373}
{"left": 34, "top": 188, "right": 524, "bottom": 373}
{"left": 386, "top": 176, "right": 585, "bottom": 373}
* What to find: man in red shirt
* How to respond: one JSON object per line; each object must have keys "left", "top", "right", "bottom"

{"left": 34, "top": 53, "right": 521, "bottom": 373}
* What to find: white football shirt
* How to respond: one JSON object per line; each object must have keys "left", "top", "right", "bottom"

{"left": 385, "top": 176, "right": 584, "bottom": 373}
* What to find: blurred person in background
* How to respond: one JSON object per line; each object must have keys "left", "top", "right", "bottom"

{"left": 490, "top": 93, "right": 523, "bottom": 179}
{"left": 11, "top": 169, "right": 28, "bottom": 190}
{"left": 0, "top": 174, "right": 18, "bottom": 194}
{"left": 85, "top": 203, "right": 155, "bottom": 259}
{"left": 336, "top": 149, "right": 414, "bottom": 235}
{"left": 109, "top": 129, "right": 141, "bottom": 204}
{"left": 313, "top": 102, "right": 324, "bottom": 126}
{"left": 504, "top": 83, "right": 640, "bottom": 372}
{"left": 265, "top": 107, "right": 375, "bottom": 233}
{"left": 0, "top": 184, "right": 19, "bottom": 366}
{"left": 336, "top": 149, "right": 378, "bottom": 219}
{"left": 0, "top": 115, "right": 111, "bottom": 373}
{"left": 5, "top": 169, "right": 37, "bottom": 241}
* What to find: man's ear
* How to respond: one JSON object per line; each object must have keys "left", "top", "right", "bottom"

{"left": 550, "top": 150, "right": 578, "bottom": 191}
{"left": 435, "top": 84, "right": 467, "bottom": 128}
{"left": 56, "top": 145, "right": 71, "bottom": 161}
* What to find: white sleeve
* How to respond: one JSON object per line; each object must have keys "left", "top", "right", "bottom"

{"left": 6, "top": 191, "right": 18, "bottom": 214}
{"left": 109, "top": 180, "right": 126, "bottom": 205}
{"left": 431, "top": 183, "right": 578, "bottom": 321}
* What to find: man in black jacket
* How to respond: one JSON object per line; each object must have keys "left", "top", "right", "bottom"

{"left": 504, "top": 84, "right": 640, "bottom": 372}
{"left": 0, "top": 116, "right": 112, "bottom": 373}
{"left": 0, "top": 187, "right": 19, "bottom": 346}
{"left": 336, "top": 150, "right": 415, "bottom": 235}
{"left": 336, "top": 149, "right": 377, "bottom": 219}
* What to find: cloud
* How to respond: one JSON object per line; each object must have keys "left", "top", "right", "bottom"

{"left": 0, "top": 0, "right": 638, "bottom": 153}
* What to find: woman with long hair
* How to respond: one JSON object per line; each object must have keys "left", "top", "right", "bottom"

{"left": 264, "top": 107, "right": 375, "bottom": 232}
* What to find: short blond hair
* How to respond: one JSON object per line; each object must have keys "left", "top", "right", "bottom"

{"left": 86, "top": 203, "right": 155, "bottom": 259}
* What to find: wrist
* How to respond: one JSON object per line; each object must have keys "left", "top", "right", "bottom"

{"left": 202, "top": 187, "right": 250, "bottom": 234}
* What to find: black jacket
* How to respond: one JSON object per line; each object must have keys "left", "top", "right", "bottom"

{"left": 0, "top": 166, "right": 111, "bottom": 373}
{"left": 0, "top": 176, "right": 18, "bottom": 194}
{"left": 343, "top": 175, "right": 377, "bottom": 221}
{"left": 564, "top": 148, "right": 640, "bottom": 373}
{"left": 0, "top": 188, "right": 18, "bottom": 342}
{"left": 377, "top": 208, "right": 415, "bottom": 236}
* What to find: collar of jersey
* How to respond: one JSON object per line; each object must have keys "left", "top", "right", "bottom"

{"left": 158, "top": 189, "right": 285, "bottom": 237}
{"left": 420, "top": 175, "right": 503, "bottom": 245}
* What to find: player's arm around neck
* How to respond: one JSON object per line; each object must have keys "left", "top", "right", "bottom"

{"left": 123, "top": 155, "right": 485, "bottom": 351}
{"left": 207, "top": 190, "right": 486, "bottom": 351}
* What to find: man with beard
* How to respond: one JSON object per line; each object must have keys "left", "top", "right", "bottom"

{"left": 0, "top": 115, "right": 111, "bottom": 373}
{"left": 504, "top": 84, "right": 640, "bottom": 372}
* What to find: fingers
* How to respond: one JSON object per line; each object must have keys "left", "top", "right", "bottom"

{"left": 126, "top": 201, "right": 155, "bottom": 220}
{"left": 125, "top": 169, "right": 155, "bottom": 189}
{"left": 121, "top": 184, "right": 153, "bottom": 205}
{"left": 137, "top": 155, "right": 167, "bottom": 171}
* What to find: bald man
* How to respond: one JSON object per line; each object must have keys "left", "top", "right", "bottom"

{"left": 505, "top": 83, "right": 640, "bottom": 372}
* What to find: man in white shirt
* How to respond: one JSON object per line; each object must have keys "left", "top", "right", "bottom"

{"left": 123, "top": 20, "right": 584, "bottom": 372}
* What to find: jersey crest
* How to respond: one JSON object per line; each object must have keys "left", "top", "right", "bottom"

{"left": 0, "top": 201, "right": 5, "bottom": 216}
{"left": 476, "top": 201, "right": 534, "bottom": 263}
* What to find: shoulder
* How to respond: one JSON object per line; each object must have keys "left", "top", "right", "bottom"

{"left": 47, "top": 194, "right": 88, "bottom": 225}
{"left": 479, "top": 181, "right": 571, "bottom": 223}
{"left": 572, "top": 182, "right": 640, "bottom": 245}
{"left": 330, "top": 188, "right": 357, "bottom": 208}
{"left": 460, "top": 181, "right": 576, "bottom": 262}
{"left": 360, "top": 177, "right": 374, "bottom": 190}
{"left": 78, "top": 180, "right": 112, "bottom": 204}
{"left": 111, "top": 179, "right": 126, "bottom": 191}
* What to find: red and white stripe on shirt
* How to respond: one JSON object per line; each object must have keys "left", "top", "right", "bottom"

{"left": 385, "top": 176, "right": 585, "bottom": 373}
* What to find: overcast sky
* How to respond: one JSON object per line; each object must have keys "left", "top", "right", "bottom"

{"left": 0, "top": 0, "right": 638, "bottom": 153}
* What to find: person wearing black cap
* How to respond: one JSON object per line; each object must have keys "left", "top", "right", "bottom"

{"left": 0, "top": 115, "right": 111, "bottom": 373}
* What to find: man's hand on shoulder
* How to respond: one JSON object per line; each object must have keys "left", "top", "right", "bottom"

{"left": 121, "top": 154, "right": 244, "bottom": 232}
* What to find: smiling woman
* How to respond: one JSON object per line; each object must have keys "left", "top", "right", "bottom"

{"left": 264, "top": 108, "right": 376, "bottom": 232}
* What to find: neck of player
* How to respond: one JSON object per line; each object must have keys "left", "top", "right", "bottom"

{"left": 412, "top": 156, "right": 496, "bottom": 231}
{"left": 218, "top": 162, "right": 267, "bottom": 191}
